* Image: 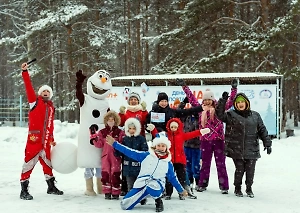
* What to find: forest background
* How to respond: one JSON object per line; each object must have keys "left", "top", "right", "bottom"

{"left": 0, "top": 0, "right": 299, "bottom": 129}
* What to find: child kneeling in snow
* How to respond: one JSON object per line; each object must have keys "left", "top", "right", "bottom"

{"left": 106, "top": 132, "right": 188, "bottom": 212}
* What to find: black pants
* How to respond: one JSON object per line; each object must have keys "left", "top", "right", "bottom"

{"left": 232, "top": 159, "right": 257, "bottom": 188}
{"left": 165, "top": 163, "right": 186, "bottom": 196}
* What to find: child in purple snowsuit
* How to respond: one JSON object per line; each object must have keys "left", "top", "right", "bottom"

{"left": 177, "top": 78, "right": 237, "bottom": 194}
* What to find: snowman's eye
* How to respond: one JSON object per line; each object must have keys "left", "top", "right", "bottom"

{"left": 105, "top": 77, "right": 108, "bottom": 81}
{"left": 99, "top": 74, "right": 103, "bottom": 78}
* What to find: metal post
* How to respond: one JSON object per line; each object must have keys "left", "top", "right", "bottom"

{"left": 19, "top": 95, "right": 22, "bottom": 127}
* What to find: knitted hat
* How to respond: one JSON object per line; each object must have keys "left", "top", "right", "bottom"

{"left": 170, "top": 121, "right": 179, "bottom": 128}
{"left": 38, "top": 85, "right": 53, "bottom": 99}
{"left": 202, "top": 89, "right": 214, "bottom": 100}
{"left": 173, "top": 99, "right": 181, "bottom": 105}
{"left": 152, "top": 131, "right": 171, "bottom": 150}
{"left": 235, "top": 95, "right": 246, "bottom": 103}
{"left": 128, "top": 92, "right": 141, "bottom": 104}
{"left": 157, "top": 92, "right": 169, "bottom": 103}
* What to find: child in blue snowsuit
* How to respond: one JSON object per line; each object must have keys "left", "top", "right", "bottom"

{"left": 106, "top": 132, "right": 187, "bottom": 212}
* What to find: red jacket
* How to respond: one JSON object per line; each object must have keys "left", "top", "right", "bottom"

{"left": 22, "top": 71, "right": 55, "bottom": 154}
{"left": 152, "top": 118, "right": 202, "bottom": 165}
{"left": 119, "top": 108, "right": 148, "bottom": 136}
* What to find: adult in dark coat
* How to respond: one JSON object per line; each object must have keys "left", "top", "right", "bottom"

{"left": 146, "top": 92, "right": 203, "bottom": 134}
{"left": 215, "top": 92, "right": 272, "bottom": 198}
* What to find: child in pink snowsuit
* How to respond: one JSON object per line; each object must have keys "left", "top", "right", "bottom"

{"left": 92, "top": 111, "right": 125, "bottom": 200}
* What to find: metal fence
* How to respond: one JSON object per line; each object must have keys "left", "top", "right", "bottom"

{"left": 0, "top": 96, "right": 28, "bottom": 127}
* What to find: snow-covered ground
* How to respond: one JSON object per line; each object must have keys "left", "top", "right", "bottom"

{"left": 0, "top": 120, "right": 299, "bottom": 213}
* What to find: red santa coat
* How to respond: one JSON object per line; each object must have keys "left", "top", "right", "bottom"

{"left": 119, "top": 106, "right": 148, "bottom": 136}
{"left": 151, "top": 118, "right": 202, "bottom": 165}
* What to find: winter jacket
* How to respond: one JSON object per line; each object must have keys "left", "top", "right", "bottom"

{"left": 182, "top": 86, "right": 237, "bottom": 142}
{"left": 22, "top": 71, "right": 55, "bottom": 154}
{"left": 151, "top": 118, "right": 202, "bottom": 165}
{"left": 146, "top": 104, "right": 203, "bottom": 133}
{"left": 112, "top": 142, "right": 184, "bottom": 193}
{"left": 119, "top": 105, "right": 148, "bottom": 136}
{"left": 216, "top": 92, "right": 272, "bottom": 159}
{"left": 94, "top": 125, "right": 125, "bottom": 169}
{"left": 182, "top": 115, "right": 200, "bottom": 149}
{"left": 116, "top": 118, "right": 149, "bottom": 177}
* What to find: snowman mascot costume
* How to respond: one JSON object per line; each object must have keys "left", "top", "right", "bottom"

{"left": 76, "top": 70, "right": 111, "bottom": 196}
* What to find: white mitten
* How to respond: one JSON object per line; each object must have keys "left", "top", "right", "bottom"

{"left": 200, "top": 128, "right": 210, "bottom": 135}
{"left": 119, "top": 106, "right": 126, "bottom": 114}
{"left": 146, "top": 123, "right": 155, "bottom": 132}
{"left": 141, "top": 101, "right": 147, "bottom": 111}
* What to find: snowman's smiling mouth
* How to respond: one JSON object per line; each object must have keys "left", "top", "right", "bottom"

{"left": 91, "top": 83, "right": 107, "bottom": 95}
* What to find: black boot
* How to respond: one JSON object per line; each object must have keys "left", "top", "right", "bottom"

{"left": 246, "top": 186, "right": 254, "bottom": 198}
{"left": 155, "top": 197, "right": 164, "bottom": 212}
{"left": 111, "top": 194, "right": 119, "bottom": 200}
{"left": 140, "top": 198, "right": 147, "bottom": 205}
{"left": 20, "top": 180, "right": 33, "bottom": 200}
{"left": 234, "top": 186, "right": 243, "bottom": 197}
{"left": 46, "top": 177, "right": 63, "bottom": 195}
{"left": 105, "top": 193, "right": 112, "bottom": 200}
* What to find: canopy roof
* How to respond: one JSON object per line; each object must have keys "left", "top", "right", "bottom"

{"left": 111, "top": 72, "right": 283, "bottom": 86}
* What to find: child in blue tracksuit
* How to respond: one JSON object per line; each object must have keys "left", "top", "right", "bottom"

{"left": 106, "top": 132, "right": 187, "bottom": 212}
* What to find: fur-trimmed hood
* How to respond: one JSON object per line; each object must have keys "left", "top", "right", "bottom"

{"left": 103, "top": 111, "right": 121, "bottom": 126}
{"left": 124, "top": 117, "right": 141, "bottom": 136}
{"left": 166, "top": 117, "right": 184, "bottom": 134}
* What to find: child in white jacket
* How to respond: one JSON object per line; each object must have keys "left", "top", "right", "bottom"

{"left": 106, "top": 132, "right": 187, "bottom": 212}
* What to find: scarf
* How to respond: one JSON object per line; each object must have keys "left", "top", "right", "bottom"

{"left": 127, "top": 104, "right": 142, "bottom": 112}
{"left": 201, "top": 104, "right": 215, "bottom": 128}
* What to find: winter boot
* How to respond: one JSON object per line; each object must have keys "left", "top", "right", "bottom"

{"left": 155, "top": 197, "right": 164, "bottom": 212}
{"left": 105, "top": 193, "right": 112, "bottom": 200}
{"left": 196, "top": 186, "right": 207, "bottom": 192}
{"left": 46, "top": 177, "right": 64, "bottom": 195}
{"left": 246, "top": 186, "right": 254, "bottom": 198}
{"left": 164, "top": 195, "right": 171, "bottom": 200}
{"left": 179, "top": 193, "right": 185, "bottom": 200}
{"left": 140, "top": 198, "right": 147, "bottom": 205}
{"left": 184, "top": 185, "right": 197, "bottom": 199}
{"left": 84, "top": 178, "right": 96, "bottom": 196}
{"left": 221, "top": 189, "right": 228, "bottom": 194}
{"left": 111, "top": 194, "right": 119, "bottom": 200}
{"left": 20, "top": 180, "right": 33, "bottom": 200}
{"left": 234, "top": 186, "right": 243, "bottom": 197}
{"left": 96, "top": 178, "right": 102, "bottom": 194}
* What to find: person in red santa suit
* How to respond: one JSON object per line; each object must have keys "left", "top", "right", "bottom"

{"left": 19, "top": 62, "right": 63, "bottom": 200}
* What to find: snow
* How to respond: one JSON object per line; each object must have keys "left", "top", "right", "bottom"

{"left": 1, "top": 121, "right": 299, "bottom": 213}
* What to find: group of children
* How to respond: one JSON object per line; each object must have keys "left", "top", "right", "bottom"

{"left": 19, "top": 60, "right": 272, "bottom": 212}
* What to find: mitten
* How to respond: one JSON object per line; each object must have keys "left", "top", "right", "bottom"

{"left": 141, "top": 101, "right": 147, "bottom": 111}
{"left": 264, "top": 147, "right": 272, "bottom": 155}
{"left": 200, "top": 128, "right": 210, "bottom": 135}
{"left": 231, "top": 79, "right": 238, "bottom": 89}
{"left": 76, "top": 70, "right": 87, "bottom": 83}
{"left": 176, "top": 78, "right": 186, "bottom": 86}
{"left": 119, "top": 106, "right": 126, "bottom": 114}
{"left": 222, "top": 91, "right": 229, "bottom": 101}
{"left": 89, "top": 124, "right": 98, "bottom": 145}
{"left": 146, "top": 123, "right": 155, "bottom": 132}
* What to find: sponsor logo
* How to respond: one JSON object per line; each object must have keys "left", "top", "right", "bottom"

{"left": 259, "top": 89, "right": 272, "bottom": 99}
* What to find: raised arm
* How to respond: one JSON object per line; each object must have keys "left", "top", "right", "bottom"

{"left": 225, "top": 79, "right": 238, "bottom": 110}
{"left": 175, "top": 78, "right": 200, "bottom": 107}
{"left": 215, "top": 92, "right": 230, "bottom": 123}
{"left": 21, "top": 63, "right": 37, "bottom": 105}
{"left": 75, "top": 70, "right": 86, "bottom": 107}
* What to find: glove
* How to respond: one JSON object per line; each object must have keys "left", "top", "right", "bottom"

{"left": 183, "top": 96, "right": 189, "bottom": 104}
{"left": 76, "top": 70, "right": 86, "bottom": 83}
{"left": 89, "top": 124, "right": 99, "bottom": 145}
{"left": 119, "top": 106, "right": 126, "bottom": 114}
{"left": 222, "top": 91, "right": 229, "bottom": 100}
{"left": 200, "top": 128, "right": 210, "bottom": 135}
{"left": 176, "top": 78, "right": 186, "bottom": 86}
{"left": 141, "top": 101, "right": 147, "bottom": 111}
{"left": 264, "top": 147, "right": 272, "bottom": 155}
{"left": 180, "top": 190, "right": 188, "bottom": 197}
{"left": 146, "top": 123, "right": 155, "bottom": 132}
{"left": 231, "top": 79, "right": 238, "bottom": 89}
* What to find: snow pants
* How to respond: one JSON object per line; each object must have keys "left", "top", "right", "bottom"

{"left": 120, "top": 183, "right": 163, "bottom": 210}
{"left": 20, "top": 146, "right": 53, "bottom": 181}
{"left": 101, "top": 157, "right": 122, "bottom": 195}
{"left": 199, "top": 140, "right": 229, "bottom": 190}
{"left": 165, "top": 163, "right": 186, "bottom": 196}
{"left": 184, "top": 147, "right": 201, "bottom": 184}
{"left": 232, "top": 159, "right": 257, "bottom": 187}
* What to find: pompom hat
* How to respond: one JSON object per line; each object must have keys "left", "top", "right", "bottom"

{"left": 202, "top": 89, "right": 214, "bottom": 100}
{"left": 38, "top": 85, "right": 53, "bottom": 99}
{"left": 128, "top": 92, "right": 141, "bottom": 104}
{"left": 151, "top": 131, "right": 171, "bottom": 150}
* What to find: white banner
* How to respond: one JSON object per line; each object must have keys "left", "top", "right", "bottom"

{"left": 107, "top": 84, "right": 278, "bottom": 135}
